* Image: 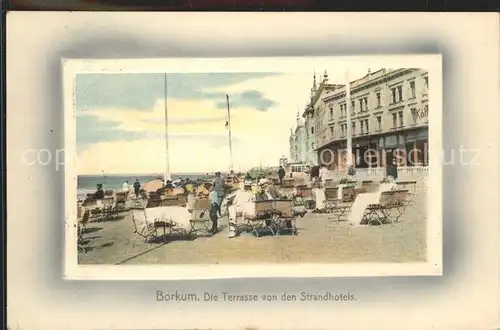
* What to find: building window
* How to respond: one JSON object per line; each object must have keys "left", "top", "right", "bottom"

{"left": 392, "top": 113, "right": 397, "bottom": 128}
{"left": 364, "top": 97, "right": 368, "bottom": 110}
{"left": 311, "top": 127, "right": 314, "bottom": 134}
{"left": 340, "top": 124, "right": 345, "bottom": 136}
{"left": 391, "top": 88, "right": 397, "bottom": 103}
{"left": 330, "top": 127, "right": 334, "bottom": 137}
{"left": 352, "top": 122, "right": 356, "bottom": 135}
{"left": 359, "top": 99, "right": 363, "bottom": 111}
{"left": 411, "top": 107, "right": 417, "bottom": 124}
{"left": 398, "top": 111, "right": 404, "bottom": 127}
{"left": 377, "top": 116, "right": 382, "bottom": 130}
{"left": 360, "top": 120, "right": 364, "bottom": 134}
{"left": 409, "top": 81, "right": 416, "bottom": 98}
{"left": 311, "top": 142, "right": 315, "bottom": 149}
{"left": 397, "top": 86, "right": 403, "bottom": 102}
{"left": 364, "top": 119, "right": 369, "bottom": 132}
{"left": 329, "top": 108, "right": 333, "bottom": 120}
{"left": 424, "top": 76, "right": 429, "bottom": 89}
{"left": 376, "top": 92, "right": 381, "bottom": 107}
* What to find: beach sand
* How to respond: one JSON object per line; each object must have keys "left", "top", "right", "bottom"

{"left": 77, "top": 181, "right": 427, "bottom": 265}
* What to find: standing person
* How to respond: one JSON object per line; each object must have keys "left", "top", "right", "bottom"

{"left": 386, "top": 159, "right": 398, "bottom": 181}
{"left": 212, "top": 171, "right": 226, "bottom": 217}
{"left": 277, "top": 166, "right": 286, "bottom": 185}
{"left": 319, "top": 164, "right": 328, "bottom": 187}
{"left": 310, "top": 165, "right": 320, "bottom": 182}
{"left": 122, "top": 180, "right": 129, "bottom": 192}
{"left": 208, "top": 185, "right": 219, "bottom": 234}
{"left": 94, "top": 184, "right": 105, "bottom": 199}
{"left": 133, "top": 179, "right": 141, "bottom": 198}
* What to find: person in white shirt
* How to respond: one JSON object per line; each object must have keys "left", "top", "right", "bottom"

{"left": 318, "top": 165, "right": 329, "bottom": 188}
{"left": 122, "top": 180, "right": 129, "bottom": 192}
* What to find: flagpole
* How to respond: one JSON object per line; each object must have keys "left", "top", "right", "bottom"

{"left": 164, "top": 73, "right": 171, "bottom": 182}
{"left": 226, "top": 94, "right": 234, "bottom": 172}
{"left": 345, "top": 70, "right": 353, "bottom": 173}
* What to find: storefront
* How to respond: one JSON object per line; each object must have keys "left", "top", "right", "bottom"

{"left": 315, "top": 126, "right": 428, "bottom": 170}
{"left": 404, "top": 127, "right": 428, "bottom": 166}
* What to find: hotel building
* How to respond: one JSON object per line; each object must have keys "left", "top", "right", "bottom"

{"left": 292, "top": 71, "right": 343, "bottom": 165}
{"left": 314, "top": 68, "right": 429, "bottom": 170}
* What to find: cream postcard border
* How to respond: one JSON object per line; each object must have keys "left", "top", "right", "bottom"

{"left": 63, "top": 55, "right": 443, "bottom": 280}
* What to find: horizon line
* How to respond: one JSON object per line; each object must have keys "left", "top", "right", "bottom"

{"left": 78, "top": 167, "right": 278, "bottom": 176}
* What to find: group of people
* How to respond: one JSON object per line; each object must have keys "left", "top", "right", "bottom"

{"left": 204, "top": 171, "right": 289, "bottom": 237}
{"left": 121, "top": 179, "right": 143, "bottom": 197}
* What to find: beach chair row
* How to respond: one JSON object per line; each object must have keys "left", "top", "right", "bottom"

{"left": 322, "top": 186, "right": 412, "bottom": 225}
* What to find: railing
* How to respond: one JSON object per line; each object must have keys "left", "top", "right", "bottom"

{"left": 324, "top": 166, "right": 428, "bottom": 181}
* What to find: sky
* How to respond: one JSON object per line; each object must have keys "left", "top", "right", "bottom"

{"left": 76, "top": 68, "right": 370, "bottom": 175}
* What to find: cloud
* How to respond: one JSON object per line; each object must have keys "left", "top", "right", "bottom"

{"left": 76, "top": 72, "right": 280, "bottom": 111}
{"left": 215, "top": 90, "right": 277, "bottom": 111}
{"left": 76, "top": 115, "right": 148, "bottom": 145}
{"left": 76, "top": 68, "right": 380, "bottom": 174}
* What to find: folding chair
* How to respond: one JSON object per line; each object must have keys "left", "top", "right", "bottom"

{"left": 389, "top": 189, "right": 410, "bottom": 223}
{"left": 188, "top": 198, "right": 212, "bottom": 238}
{"left": 361, "top": 180, "right": 376, "bottom": 192}
{"left": 131, "top": 209, "right": 160, "bottom": 246}
{"left": 130, "top": 197, "right": 146, "bottom": 209}
{"left": 115, "top": 191, "right": 129, "bottom": 211}
{"left": 329, "top": 186, "right": 356, "bottom": 222}
{"left": 295, "top": 185, "right": 315, "bottom": 212}
{"left": 77, "top": 210, "right": 90, "bottom": 253}
{"left": 91, "top": 200, "right": 104, "bottom": 222}
{"left": 324, "top": 187, "right": 339, "bottom": 212}
{"left": 272, "top": 199, "right": 298, "bottom": 236}
{"left": 362, "top": 189, "right": 410, "bottom": 226}
{"left": 395, "top": 181, "right": 417, "bottom": 206}
{"left": 101, "top": 197, "right": 116, "bottom": 221}
{"left": 324, "top": 179, "right": 336, "bottom": 188}
{"left": 249, "top": 200, "right": 276, "bottom": 237}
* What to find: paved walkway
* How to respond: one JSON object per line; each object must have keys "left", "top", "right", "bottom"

{"left": 78, "top": 181, "right": 427, "bottom": 265}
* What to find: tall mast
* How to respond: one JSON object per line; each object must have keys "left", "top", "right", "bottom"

{"left": 345, "top": 70, "right": 353, "bottom": 171}
{"left": 226, "top": 94, "right": 234, "bottom": 172}
{"left": 164, "top": 73, "right": 171, "bottom": 182}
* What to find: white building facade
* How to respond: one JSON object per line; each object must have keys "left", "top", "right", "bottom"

{"left": 297, "top": 72, "right": 344, "bottom": 166}
{"left": 316, "top": 68, "right": 429, "bottom": 171}
{"left": 289, "top": 112, "right": 307, "bottom": 163}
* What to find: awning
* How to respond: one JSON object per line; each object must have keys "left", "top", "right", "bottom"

{"left": 142, "top": 179, "right": 164, "bottom": 193}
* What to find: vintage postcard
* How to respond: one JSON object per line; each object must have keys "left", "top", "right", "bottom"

{"left": 63, "top": 56, "right": 442, "bottom": 280}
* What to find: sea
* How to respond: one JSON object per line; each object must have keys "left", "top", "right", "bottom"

{"left": 77, "top": 173, "right": 207, "bottom": 199}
